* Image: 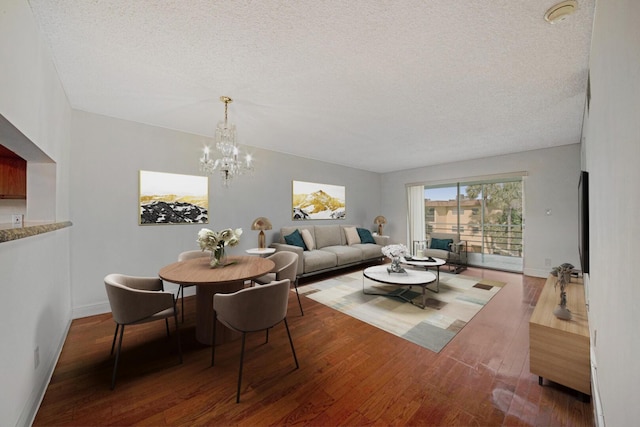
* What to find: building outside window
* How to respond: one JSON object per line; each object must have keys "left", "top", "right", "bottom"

{"left": 422, "top": 179, "right": 524, "bottom": 272}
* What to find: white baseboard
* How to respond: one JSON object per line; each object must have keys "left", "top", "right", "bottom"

{"left": 73, "top": 301, "right": 111, "bottom": 319}
{"left": 525, "top": 267, "right": 585, "bottom": 279}
{"left": 591, "top": 347, "right": 605, "bottom": 427}
{"left": 523, "top": 267, "right": 550, "bottom": 278}
{"left": 22, "top": 315, "right": 72, "bottom": 427}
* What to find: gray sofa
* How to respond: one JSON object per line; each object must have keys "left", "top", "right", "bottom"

{"left": 271, "top": 224, "right": 389, "bottom": 277}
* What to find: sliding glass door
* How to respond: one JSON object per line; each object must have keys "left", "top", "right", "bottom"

{"left": 421, "top": 178, "right": 524, "bottom": 272}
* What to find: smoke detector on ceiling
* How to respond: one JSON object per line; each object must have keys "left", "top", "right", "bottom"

{"left": 544, "top": 0, "right": 578, "bottom": 24}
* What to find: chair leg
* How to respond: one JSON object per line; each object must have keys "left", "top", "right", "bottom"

{"left": 211, "top": 312, "right": 217, "bottom": 367}
{"left": 236, "top": 332, "right": 247, "bottom": 403}
{"left": 283, "top": 318, "right": 299, "bottom": 369}
{"left": 165, "top": 318, "right": 170, "bottom": 337}
{"left": 174, "top": 305, "right": 182, "bottom": 364}
{"left": 293, "top": 278, "right": 304, "bottom": 316}
{"left": 110, "top": 324, "right": 119, "bottom": 356}
{"left": 179, "top": 285, "right": 185, "bottom": 323}
{"left": 111, "top": 324, "right": 125, "bottom": 390}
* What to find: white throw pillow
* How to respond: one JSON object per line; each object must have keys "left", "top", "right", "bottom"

{"left": 300, "top": 228, "right": 315, "bottom": 251}
{"left": 344, "top": 226, "right": 361, "bottom": 245}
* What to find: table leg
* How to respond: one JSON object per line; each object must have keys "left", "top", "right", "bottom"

{"left": 424, "top": 265, "right": 440, "bottom": 294}
{"left": 195, "top": 281, "right": 244, "bottom": 345}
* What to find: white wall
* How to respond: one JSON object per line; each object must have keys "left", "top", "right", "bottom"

{"left": 0, "top": 1, "right": 72, "bottom": 426}
{"left": 380, "top": 144, "right": 582, "bottom": 278}
{"left": 583, "top": 1, "right": 640, "bottom": 425}
{"left": 0, "top": 199, "right": 26, "bottom": 224}
{"left": 69, "top": 110, "right": 382, "bottom": 317}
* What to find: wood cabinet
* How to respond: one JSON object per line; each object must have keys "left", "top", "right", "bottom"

{"left": 0, "top": 146, "right": 26, "bottom": 199}
{"left": 529, "top": 274, "right": 591, "bottom": 396}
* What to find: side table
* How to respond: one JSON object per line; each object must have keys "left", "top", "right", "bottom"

{"left": 245, "top": 247, "right": 276, "bottom": 257}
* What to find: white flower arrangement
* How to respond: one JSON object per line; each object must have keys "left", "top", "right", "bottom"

{"left": 381, "top": 244, "right": 408, "bottom": 259}
{"left": 197, "top": 227, "right": 243, "bottom": 251}
{"left": 197, "top": 227, "right": 243, "bottom": 267}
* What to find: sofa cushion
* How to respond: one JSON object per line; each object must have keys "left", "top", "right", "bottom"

{"left": 321, "top": 245, "right": 363, "bottom": 265}
{"left": 430, "top": 233, "right": 460, "bottom": 244}
{"left": 357, "top": 227, "right": 376, "bottom": 244}
{"left": 314, "top": 225, "right": 342, "bottom": 249}
{"left": 284, "top": 229, "right": 307, "bottom": 250}
{"left": 303, "top": 250, "right": 337, "bottom": 274}
{"left": 344, "top": 226, "right": 361, "bottom": 245}
{"left": 430, "top": 238, "right": 453, "bottom": 251}
{"left": 353, "top": 243, "right": 384, "bottom": 260}
{"left": 300, "top": 228, "right": 315, "bottom": 251}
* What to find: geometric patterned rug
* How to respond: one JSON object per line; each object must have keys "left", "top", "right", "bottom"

{"left": 297, "top": 269, "right": 506, "bottom": 353}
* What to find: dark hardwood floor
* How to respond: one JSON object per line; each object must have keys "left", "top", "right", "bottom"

{"left": 34, "top": 267, "right": 594, "bottom": 426}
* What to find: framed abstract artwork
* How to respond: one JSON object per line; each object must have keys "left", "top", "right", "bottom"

{"left": 292, "top": 180, "right": 345, "bottom": 220}
{"left": 139, "top": 170, "right": 209, "bottom": 225}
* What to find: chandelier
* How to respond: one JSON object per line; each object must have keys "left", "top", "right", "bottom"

{"left": 200, "top": 96, "right": 253, "bottom": 187}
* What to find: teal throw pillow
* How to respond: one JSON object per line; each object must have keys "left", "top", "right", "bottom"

{"left": 357, "top": 228, "right": 376, "bottom": 244}
{"left": 430, "top": 238, "right": 453, "bottom": 251}
{"left": 284, "top": 229, "right": 307, "bottom": 250}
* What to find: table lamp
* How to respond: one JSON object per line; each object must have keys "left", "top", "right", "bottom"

{"left": 251, "top": 217, "right": 272, "bottom": 249}
{"left": 374, "top": 215, "right": 387, "bottom": 235}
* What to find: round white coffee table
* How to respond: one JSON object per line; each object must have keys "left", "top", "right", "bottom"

{"left": 401, "top": 256, "right": 446, "bottom": 293}
{"left": 362, "top": 265, "right": 436, "bottom": 309}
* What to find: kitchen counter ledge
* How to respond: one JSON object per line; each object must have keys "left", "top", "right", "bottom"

{"left": 0, "top": 221, "right": 72, "bottom": 243}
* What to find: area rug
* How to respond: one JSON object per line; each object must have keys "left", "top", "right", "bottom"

{"left": 297, "top": 269, "right": 506, "bottom": 353}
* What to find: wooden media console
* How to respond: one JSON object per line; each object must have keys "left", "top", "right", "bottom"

{"left": 529, "top": 274, "right": 591, "bottom": 399}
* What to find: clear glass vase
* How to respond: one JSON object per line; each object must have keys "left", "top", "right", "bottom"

{"left": 387, "top": 257, "right": 406, "bottom": 274}
{"left": 210, "top": 244, "right": 227, "bottom": 268}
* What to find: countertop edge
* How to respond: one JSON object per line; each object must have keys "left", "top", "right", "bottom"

{"left": 0, "top": 221, "right": 73, "bottom": 243}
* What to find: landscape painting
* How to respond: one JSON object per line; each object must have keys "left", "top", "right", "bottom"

{"left": 292, "top": 180, "right": 345, "bottom": 220}
{"left": 139, "top": 170, "right": 209, "bottom": 225}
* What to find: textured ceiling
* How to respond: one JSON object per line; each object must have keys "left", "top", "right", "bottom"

{"left": 27, "top": 0, "right": 595, "bottom": 173}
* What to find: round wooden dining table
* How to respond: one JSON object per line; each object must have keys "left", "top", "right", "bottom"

{"left": 159, "top": 255, "right": 274, "bottom": 345}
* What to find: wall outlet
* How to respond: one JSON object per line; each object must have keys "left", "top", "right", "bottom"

{"left": 34, "top": 346, "right": 40, "bottom": 370}
{"left": 544, "top": 258, "right": 551, "bottom": 267}
{"left": 11, "top": 214, "right": 23, "bottom": 225}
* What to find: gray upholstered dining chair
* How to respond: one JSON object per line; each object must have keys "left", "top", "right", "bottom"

{"left": 176, "top": 249, "right": 211, "bottom": 322}
{"left": 211, "top": 279, "right": 299, "bottom": 403}
{"left": 104, "top": 273, "right": 182, "bottom": 390}
{"left": 254, "top": 251, "right": 303, "bottom": 315}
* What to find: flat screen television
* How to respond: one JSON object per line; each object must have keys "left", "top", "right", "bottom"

{"left": 578, "top": 171, "right": 589, "bottom": 274}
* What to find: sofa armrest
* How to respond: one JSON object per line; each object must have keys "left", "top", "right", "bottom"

{"left": 456, "top": 241, "right": 468, "bottom": 262}
{"left": 270, "top": 243, "right": 305, "bottom": 276}
{"left": 452, "top": 240, "right": 467, "bottom": 253}
{"left": 373, "top": 235, "right": 389, "bottom": 246}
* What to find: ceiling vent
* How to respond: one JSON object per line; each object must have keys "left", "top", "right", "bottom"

{"left": 544, "top": 0, "right": 578, "bottom": 24}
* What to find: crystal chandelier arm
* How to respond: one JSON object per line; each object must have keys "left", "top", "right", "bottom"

{"left": 199, "top": 95, "right": 253, "bottom": 187}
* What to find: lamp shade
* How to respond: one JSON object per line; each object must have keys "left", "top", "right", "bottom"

{"left": 251, "top": 217, "right": 272, "bottom": 231}
{"left": 374, "top": 215, "right": 387, "bottom": 236}
{"left": 374, "top": 215, "right": 387, "bottom": 225}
